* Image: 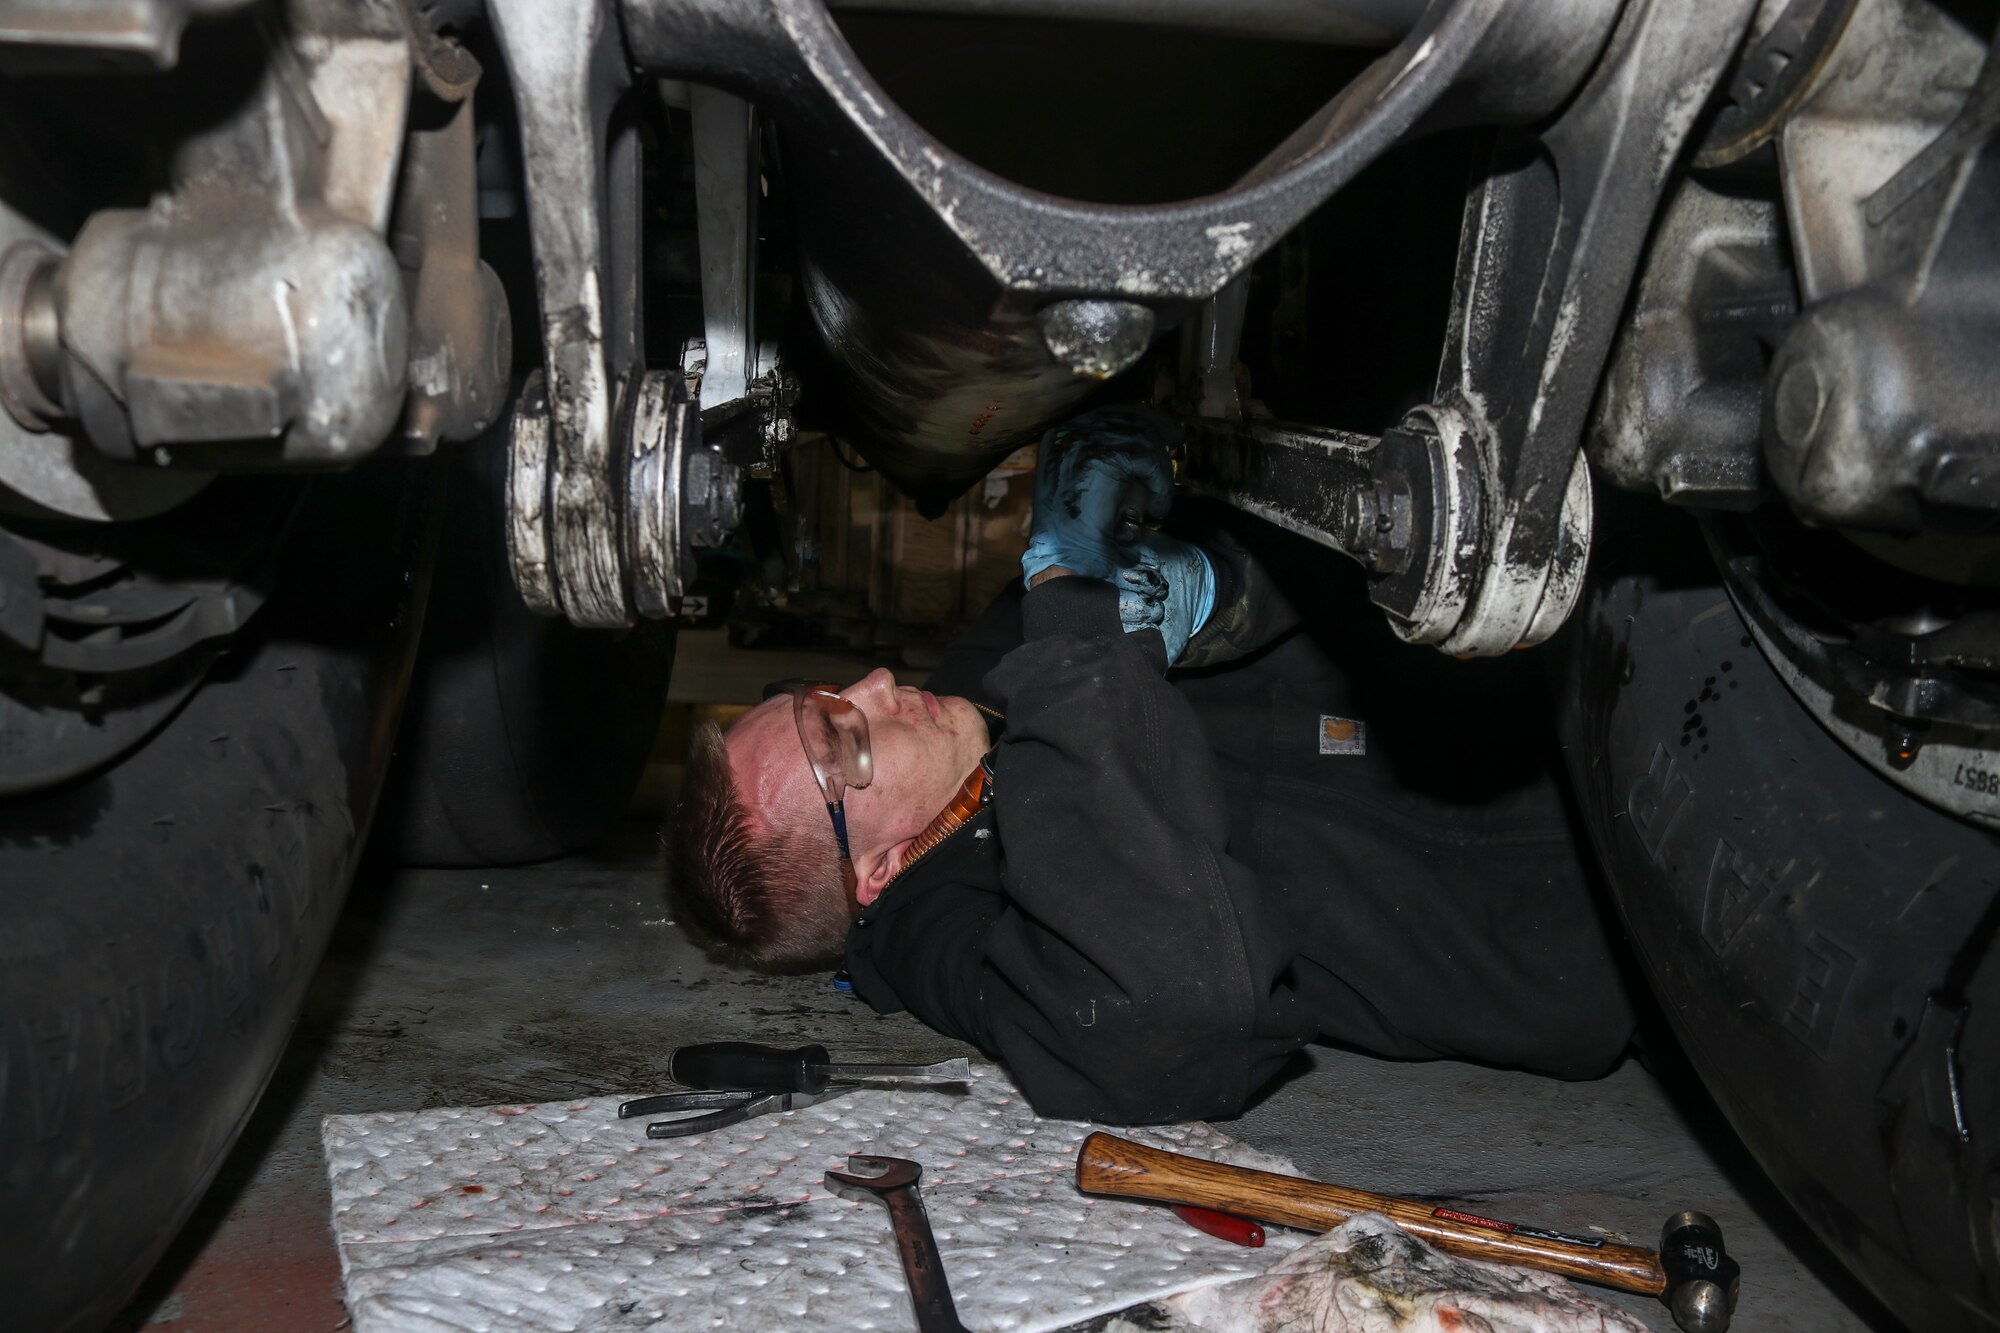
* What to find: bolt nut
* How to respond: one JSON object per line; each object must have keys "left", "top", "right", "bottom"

{"left": 1342, "top": 482, "right": 1413, "bottom": 572}
{"left": 1343, "top": 489, "right": 1382, "bottom": 549}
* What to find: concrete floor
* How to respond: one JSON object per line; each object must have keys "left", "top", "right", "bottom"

{"left": 112, "top": 635, "right": 1907, "bottom": 1333}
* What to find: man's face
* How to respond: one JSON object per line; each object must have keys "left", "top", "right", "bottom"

{"left": 726, "top": 668, "right": 991, "bottom": 906}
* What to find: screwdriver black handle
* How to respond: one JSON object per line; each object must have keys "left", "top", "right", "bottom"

{"left": 669, "top": 1041, "right": 832, "bottom": 1093}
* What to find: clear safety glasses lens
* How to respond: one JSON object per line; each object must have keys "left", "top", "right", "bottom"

{"left": 763, "top": 679, "right": 873, "bottom": 810}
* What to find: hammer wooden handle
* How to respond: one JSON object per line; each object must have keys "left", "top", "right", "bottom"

{"left": 1076, "top": 1132, "right": 1667, "bottom": 1296}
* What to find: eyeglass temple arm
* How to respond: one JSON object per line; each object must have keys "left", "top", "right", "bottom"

{"left": 826, "top": 800, "right": 854, "bottom": 861}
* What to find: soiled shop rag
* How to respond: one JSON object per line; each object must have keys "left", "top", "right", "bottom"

{"left": 321, "top": 1060, "right": 1311, "bottom": 1333}
{"left": 1084, "top": 1212, "right": 1656, "bottom": 1333}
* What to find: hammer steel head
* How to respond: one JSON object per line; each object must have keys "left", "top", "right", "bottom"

{"left": 825, "top": 1153, "right": 923, "bottom": 1197}
{"left": 1671, "top": 1280, "right": 1733, "bottom": 1333}
{"left": 1659, "top": 1210, "right": 1739, "bottom": 1333}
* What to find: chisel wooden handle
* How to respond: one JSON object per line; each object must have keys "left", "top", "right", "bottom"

{"left": 1075, "top": 1132, "right": 1667, "bottom": 1296}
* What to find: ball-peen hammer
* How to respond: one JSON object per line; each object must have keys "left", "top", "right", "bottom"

{"left": 1075, "top": 1132, "right": 1740, "bottom": 1333}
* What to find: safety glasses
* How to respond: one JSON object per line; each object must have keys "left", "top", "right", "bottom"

{"left": 763, "top": 679, "right": 873, "bottom": 903}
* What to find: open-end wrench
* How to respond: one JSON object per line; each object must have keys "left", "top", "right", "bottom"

{"left": 825, "top": 1154, "right": 970, "bottom": 1333}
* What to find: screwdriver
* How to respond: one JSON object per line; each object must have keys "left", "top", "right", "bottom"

{"left": 668, "top": 1041, "right": 971, "bottom": 1094}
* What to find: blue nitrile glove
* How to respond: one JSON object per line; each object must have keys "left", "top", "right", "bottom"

{"left": 1021, "top": 406, "right": 1178, "bottom": 585}
{"left": 1114, "top": 532, "right": 1215, "bottom": 665}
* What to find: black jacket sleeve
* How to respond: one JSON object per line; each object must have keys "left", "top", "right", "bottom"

{"left": 1164, "top": 526, "right": 1301, "bottom": 670}
{"left": 925, "top": 579, "right": 1026, "bottom": 709}
{"left": 927, "top": 528, "right": 1298, "bottom": 699}
{"left": 860, "top": 575, "right": 1305, "bottom": 1124}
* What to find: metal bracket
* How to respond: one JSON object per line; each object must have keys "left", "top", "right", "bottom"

{"left": 489, "top": 0, "right": 636, "bottom": 626}
{"left": 502, "top": 64, "right": 768, "bottom": 626}
{"left": 612, "top": 0, "right": 1622, "bottom": 497}
{"left": 625, "top": 369, "right": 697, "bottom": 618}
{"left": 1390, "top": 0, "right": 1761, "bottom": 654}
{"left": 1176, "top": 0, "right": 1757, "bottom": 654}
{"left": 0, "top": 0, "right": 255, "bottom": 72}
{"left": 1177, "top": 279, "right": 1251, "bottom": 421}
{"left": 395, "top": 15, "right": 512, "bottom": 451}
{"left": 1588, "top": 177, "right": 1794, "bottom": 510}
{"left": 44, "top": 0, "right": 414, "bottom": 473}
{"left": 1762, "top": 0, "right": 2000, "bottom": 530}
{"left": 688, "top": 84, "right": 759, "bottom": 412}
{"left": 1177, "top": 417, "right": 1381, "bottom": 556}
{"left": 621, "top": 0, "right": 1618, "bottom": 302}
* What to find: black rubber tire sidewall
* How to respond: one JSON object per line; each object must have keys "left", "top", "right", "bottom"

{"left": 375, "top": 443, "right": 675, "bottom": 868}
{"left": 0, "top": 461, "right": 437, "bottom": 1333}
{"left": 1559, "top": 535, "right": 2000, "bottom": 1331}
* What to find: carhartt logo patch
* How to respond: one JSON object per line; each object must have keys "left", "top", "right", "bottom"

{"left": 1319, "top": 715, "right": 1366, "bottom": 756}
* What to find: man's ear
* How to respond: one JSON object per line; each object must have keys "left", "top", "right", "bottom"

{"left": 853, "top": 837, "right": 917, "bottom": 908}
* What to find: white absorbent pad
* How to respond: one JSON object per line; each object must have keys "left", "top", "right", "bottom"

{"left": 321, "top": 1061, "right": 1309, "bottom": 1333}
{"left": 1106, "top": 1214, "right": 1654, "bottom": 1333}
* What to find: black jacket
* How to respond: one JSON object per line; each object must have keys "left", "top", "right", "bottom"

{"left": 844, "top": 528, "right": 1636, "bottom": 1125}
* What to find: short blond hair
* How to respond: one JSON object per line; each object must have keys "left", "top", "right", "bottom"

{"left": 667, "top": 719, "right": 850, "bottom": 971}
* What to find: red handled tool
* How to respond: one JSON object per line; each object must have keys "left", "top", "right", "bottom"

{"left": 1172, "top": 1203, "right": 1265, "bottom": 1247}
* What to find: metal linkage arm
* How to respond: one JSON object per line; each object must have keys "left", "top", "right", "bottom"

{"left": 604, "top": 0, "right": 1623, "bottom": 505}
{"left": 489, "top": 0, "right": 637, "bottom": 627}
{"left": 1375, "top": 0, "right": 1762, "bottom": 655}
{"left": 1177, "top": 419, "right": 1392, "bottom": 568}
{"left": 619, "top": 0, "right": 1616, "bottom": 303}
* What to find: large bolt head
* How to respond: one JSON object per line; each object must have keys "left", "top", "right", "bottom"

{"left": 1036, "top": 299, "right": 1156, "bottom": 380}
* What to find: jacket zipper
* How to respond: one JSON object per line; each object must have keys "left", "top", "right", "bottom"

{"left": 880, "top": 757, "right": 992, "bottom": 893}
